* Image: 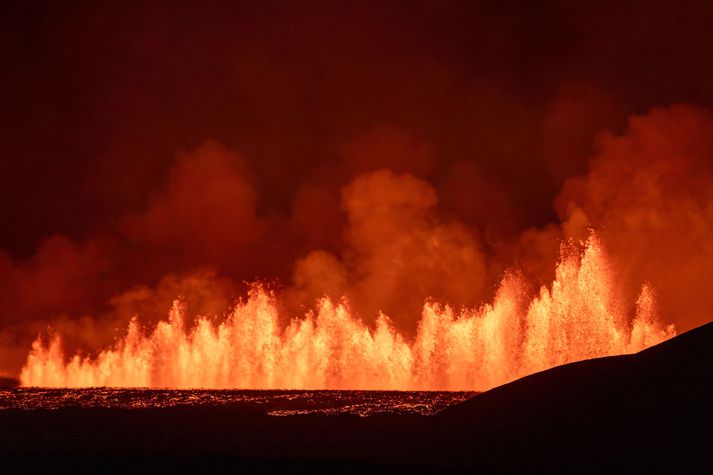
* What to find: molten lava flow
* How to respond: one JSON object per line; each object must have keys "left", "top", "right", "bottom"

{"left": 20, "top": 235, "right": 675, "bottom": 390}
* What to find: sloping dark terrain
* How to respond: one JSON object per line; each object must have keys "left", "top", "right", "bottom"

{"left": 433, "top": 320, "right": 713, "bottom": 471}
{"left": 1, "top": 322, "right": 711, "bottom": 473}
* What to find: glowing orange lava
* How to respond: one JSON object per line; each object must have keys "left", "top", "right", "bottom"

{"left": 20, "top": 235, "right": 674, "bottom": 390}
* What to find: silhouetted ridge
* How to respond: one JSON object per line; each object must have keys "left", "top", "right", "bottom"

{"left": 434, "top": 321, "right": 713, "bottom": 470}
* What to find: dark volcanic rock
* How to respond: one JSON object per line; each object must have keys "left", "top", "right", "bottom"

{"left": 434, "top": 321, "right": 713, "bottom": 471}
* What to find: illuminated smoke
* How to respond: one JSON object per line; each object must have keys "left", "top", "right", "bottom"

{"left": 2, "top": 105, "right": 709, "bottom": 383}
{"left": 557, "top": 105, "right": 713, "bottom": 331}
{"left": 20, "top": 235, "right": 673, "bottom": 390}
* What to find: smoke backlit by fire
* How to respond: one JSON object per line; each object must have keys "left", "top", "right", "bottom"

{"left": 21, "top": 235, "right": 673, "bottom": 390}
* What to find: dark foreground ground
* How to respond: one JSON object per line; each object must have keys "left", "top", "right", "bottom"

{"left": 1, "top": 322, "right": 712, "bottom": 473}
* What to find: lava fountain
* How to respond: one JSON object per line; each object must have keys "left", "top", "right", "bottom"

{"left": 20, "top": 235, "right": 674, "bottom": 390}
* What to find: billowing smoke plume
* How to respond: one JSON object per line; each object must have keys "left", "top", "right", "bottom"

{"left": 557, "top": 105, "right": 713, "bottom": 331}
{"left": 290, "top": 169, "right": 488, "bottom": 331}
